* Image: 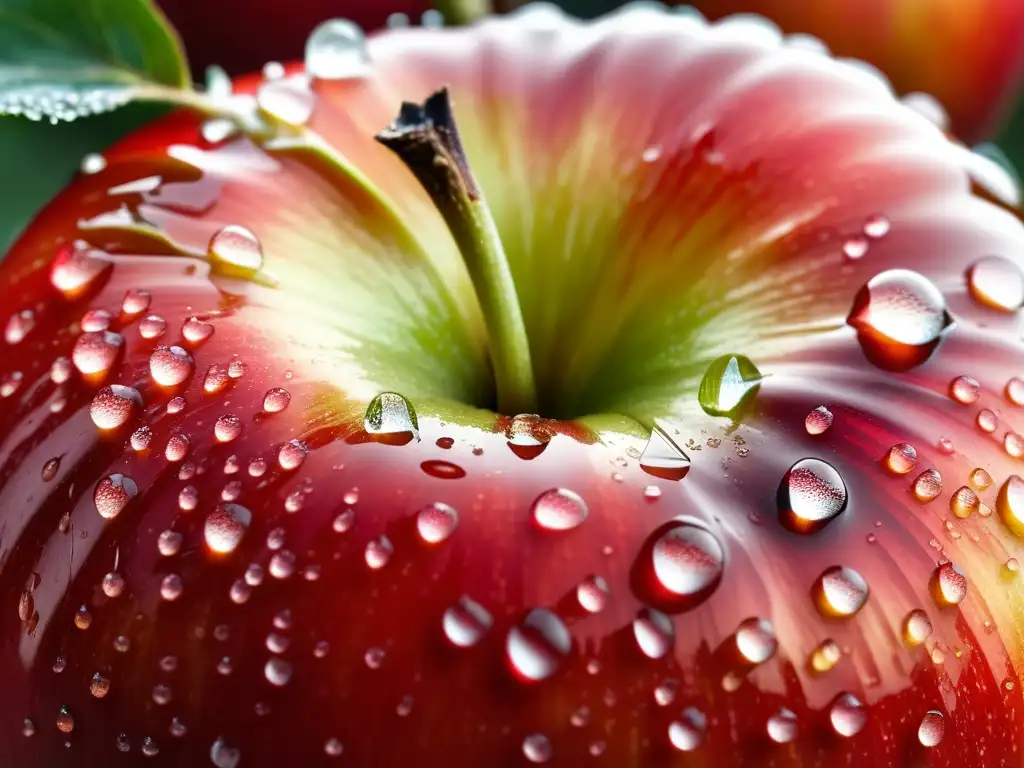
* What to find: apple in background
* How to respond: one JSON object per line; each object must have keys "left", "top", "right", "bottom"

{"left": 2, "top": 4, "right": 1024, "bottom": 766}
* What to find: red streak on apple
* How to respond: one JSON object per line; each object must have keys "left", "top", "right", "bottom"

{"left": 1, "top": 7, "right": 1024, "bottom": 766}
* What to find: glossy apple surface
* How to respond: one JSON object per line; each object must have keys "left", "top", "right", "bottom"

{"left": 2, "top": 6, "right": 1024, "bottom": 766}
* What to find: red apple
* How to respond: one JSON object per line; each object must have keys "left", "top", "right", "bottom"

{"left": 2, "top": 5, "right": 1024, "bottom": 766}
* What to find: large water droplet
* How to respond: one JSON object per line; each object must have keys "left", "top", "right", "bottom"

{"left": 639, "top": 422, "right": 691, "bottom": 480}
{"left": 883, "top": 443, "right": 917, "bottom": 475}
{"left": 649, "top": 521, "right": 724, "bottom": 604}
{"left": 829, "top": 692, "right": 866, "bottom": 737}
{"left": 804, "top": 406, "right": 833, "bottom": 435}
{"left": 51, "top": 244, "right": 111, "bottom": 298}
{"left": 505, "top": 413, "right": 550, "bottom": 460}
{"left": 214, "top": 414, "right": 242, "bottom": 443}
{"left": 967, "top": 255, "right": 1024, "bottom": 312}
{"left": 205, "top": 504, "right": 252, "bottom": 555}
{"left": 668, "top": 707, "right": 706, "bottom": 751}
{"left": 633, "top": 607, "right": 675, "bottom": 659}
{"left": 364, "top": 392, "right": 418, "bottom": 439}
{"left": 913, "top": 469, "right": 942, "bottom": 502}
{"left": 72, "top": 331, "right": 123, "bottom": 376}
{"left": 264, "top": 657, "right": 292, "bottom": 686}
{"left": 139, "top": 315, "right": 167, "bottom": 339}
{"left": 150, "top": 346, "right": 194, "bottom": 387}
{"left": 950, "top": 485, "right": 980, "bottom": 518}
{"left": 442, "top": 596, "right": 493, "bottom": 648}
{"left": 950, "top": 375, "right": 981, "bottom": 404}
{"left": 89, "top": 385, "right": 141, "bottom": 430}
{"left": 918, "top": 710, "right": 944, "bottom": 748}
{"left": 767, "top": 708, "right": 798, "bottom": 744}
{"left": 998, "top": 475, "right": 1024, "bottom": 537}
{"left": 777, "top": 458, "right": 847, "bottom": 533}
{"left": 847, "top": 269, "right": 952, "bottom": 371}
{"left": 210, "top": 737, "right": 241, "bottom": 768}
{"left": 94, "top": 474, "right": 138, "bottom": 519}
{"left": 416, "top": 502, "right": 459, "bottom": 544}
{"left": 165, "top": 433, "right": 190, "bottom": 462}
{"left": 277, "top": 439, "right": 307, "bottom": 471}
{"left": 209, "top": 225, "right": 264, "bottom": 278}
{"left": 182, "top": 316, "right": 214, "bottom": 345}
{"left": 532, "top": 488, "right": 588, "bottom": 531}
{"left": 931, "top": 561, "right": 967, "bottom": 606}
{"left": 735, "top": 617, "right": 777, "bottom": 664}
{"left": 305, "top": 19, "right": 371, "bottom": 80}
{"left": 263, "top": 387, "right": 291, "bottom": 413}
{"left": 506, "top": 608, "right": 572, "bottom": 681}
{"left": 903, "top": 609, "right": 933, "bottom": 646}
{"left": 698, "top": 354, "right": 762, "bottom": 418}
{"left": 813, "top": 566, "right": 869, "bottom": 617}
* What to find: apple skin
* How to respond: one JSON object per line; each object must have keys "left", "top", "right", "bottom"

{"left": 687, "top": 0, "right": 1024, "bottom": 142}
{"left": 3, "top": 7, "right": 1024, "bottom": 766}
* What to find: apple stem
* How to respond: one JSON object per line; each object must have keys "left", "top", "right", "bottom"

{"left": 376, "top": 88, "right": 538, "bottom": 415}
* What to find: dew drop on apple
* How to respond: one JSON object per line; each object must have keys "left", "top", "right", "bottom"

{"left": 767, "top": 708, "right": 798, "bottom": 744}
{"left": 863, "top": 214, "right": 891, "bottom": 239}
{"left": 931, "top": 561, "right": 967, "bottom": 605}
{"left": 977, "top": 408, "right": 998, "bottom": 433}
{"left": 74, "top": 605, "right": 92, "bottom": 629}
{"left": 777, "top": 458, "right": 847, "bottom": 533}
{"left": 949, "top": 375, "right": 981, "bottom": 404}
{"left": 846, "top": 269, "right": 952, "bottom": 371}
{"left": 102, "top": 571, "right": 125, "bottom": 598}
{"left": 324, "top": 738, "right": 343, "bottom": 757}
{"left": 165, "top": 433, "right": 190, "bottom": 462}
{"left": 130, "top": 425, "right": 152, "bottom": 452}
{"left": 532, "top": 488, "right": 588, "bottom": 531}
{"left": 161, "top": 574, "right": 183, "bottom": 601}
{"left": 506, "top": 608, "right": 572, "bottom": 681}
{"left": 4, "top": 309, "right": 34, "bottom": 344}
{"left": 150, "top": 345, "right": 194, "bottom": 386}
{"left": 365, "top": 535, "right": 394, "bottom": 569}
{"left": 506, "top": 413, "right": 550, "bottom": 459}
{"left": 50, "top": 356, "right": 71, "bottom": 384}
{"left": 810, "top": 638, "right": 842, "bottom": 673}
{"left": 208, "top": 225, "right": 264, "bottom": 277}
{"left": 633, "top": 607, "right": 675, "bottom": 659}
{"left": 576, "top": 575, "right": 610, "bottom": 613}
{"left": 998, "top": 475, "right": 1024, "bottom": 536}
{"left": 121, "top": 288, "right": 151, "bottom": 315}
{"left": 903, "top": 609, "right": 933, "bottom": 646}
{"left": 913, "top": 469, "right": 942, "bottom": 502}
{"left": 650, "top": 520, "right": 724, "bottom": 600}
{"left": 94, "top": 474, "right": 138, "bottom": 519}
{"left": 81, "top": 308, "right": 112, "bottom": 332}
{"left": 918, "top": 710, "right": 945, "bottom": 747}
{"left": 167, "top": 396, "right": 186, "bottom": 414}
{"left": 442, "top": 596, "right": 494, "bottom": 648}
{"left": 813, "top": 566, "right": 869, "bottom": 617}
{"left": 829, "top": 692, "right": 866, "bottom": 737}
{"left": 89, "top": 673, "right": 111, "bottom": 698}
{"left": 305, "top": 18, "right": 371, "bottom": 80}
{"left": 158, "top": 530, "right": 183, "bottom": 556}
{"left": 210, "top": 737, "right": 241, "bottom": 768}
{"left": 842, "top": 237, "right": 869, "bottom": 260}
{"left": 264, "top": 657, "right": 292, "bottom": 686}
{"left": 139, "top": 314, "right": 167, "bottom": 339}
{"left": 416, "top": 502, "right": 459, "bottom": 544}
{"left": 735, "top": 617, "right": 777, "bottom": 664}
{"left": 182, "top": 316, "right": 214, "bottom": 344}
{"left": 668, "top": 707, "right": 706, "bottom": 751}
{"left": 950, "top": 485, "right": 980, "bottom": 518}
{"left": 1006, "top": 432, "right": 1024, "bottom": 458}
{"left": 698, "top": 354, "right": 762, "bottom": 417}
{"left": 259, "top": 387, "right": 291, "bottom": 414}
{"left": 966, "top": 255, "right": 1024, "bottom": 311}
{"left": 178, "top": 485, "right": 198, "bottom": 511}
{"left": 639, "top": 422, "right": 691, "bottom": 480}
{"left": 333, "top": 508, "right": 355, "bottom": 533}
{"left": 55, "top": 706, "right": 74, "bottom": 734}
{"left": 89, "top": 384, "right": 141, "bottom": 430}
{"left": 278, "top": 439, "right": 307, "bottom": 470}
{"left": 364, "top": 391, "right": 419, "bottom": 438}
{"left": 214, "top": 414, "right": 242, "bottom": 443}
{"left": 804, "top": 406, "right": 833, "bottom": 435}
{"left": 51, "top": 244, "right": 111, "bottom": 297}
{"left": 72, "top": 330, "right": 123, "bottom": 375}
{"left": 883, "top": 442, "right": 917, "bottom": 475}
{"left": 0, "top": 371, "right": 22, "bottom": 398}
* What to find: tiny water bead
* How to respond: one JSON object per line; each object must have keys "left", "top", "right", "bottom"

{"left": 442, "top": 596, "right": 493, "bottom": 648}
{"left": 649, "top": 521, "right": 724, "bottom": 602}
{"left": 767, "top": 708, "right": 798, "bottom": 744}
{"left": 735, "top": 617, "right": 777, "bottom": 664}
{"left": 846, "top": 269, "right": 952, "bottom": 371}
{"left": 967, "top": 255, "right": 1024, "bottom": 312}
{"left": 804, "top": 406, "right": 833, "bottom": 435}
{"left": 139, "top": 315, "right": 167, "bottom": 339}
{"left": 150, "top": 345, "right": 194, "bottom": 387}
{"left": 72, "top": 330, "right": 123, "bottom": 375}
{"left": 210, "top": 737, "right": 242, "bottom": 768}
{"left": 698, "top": 354, "right": 762, "bottom": 418}
{"left": 94, "top": 474, "right": 138, "bottom": 520}
{"left": 522, "top": 733, "right": 553, "bottom": 764}
{"left": 633, "top": 608, "right": 675, "bottom": 659}
{"left": 531, "top": 488, "right": 588, "bottom": 531}
{"left": 179, "top": 485, "right": 199, "bottom": 512}
{"left": 89, "top": 673, "right": 111, "bottom": 698}
{"left": 931, "top": 562, "right": 968, "bottom": 606}
{"left": 668, "top": 707, "right": 707, "bottom": 752}
{"left": 971, "top": 467, "right": 993, "bottom": 491}
{"left": 89, "top": 385, "right": 141, "bottom": 430}
{"left": 208, "top": 225, "right": 264, "bottom": 277}
{"left": 261, "top": 387, "right": 292, "bottom": 414}
{"left": 5, "top": 309, "right": 34, "bottom": 344}
{"left": 576, "top": 575, "right": 611, "bottom": 613}
{"left": 506, "top": 608, "right": 572, "bottom": 681}
{"left": 305, "top": 18, "right": 371, "bottom": 80}
{"left": 903, "top": 609, "right": 934, "bottom": 646}
{"left": 913, "top": 469, "right": 943, "bottom": 502}
{"left": 774, "top": 460, "right": 846, "bottom": 539}
{"left": 1006, "top": 432, "right": 1024, "bottom": 459}
{"left": 950, "top": 375, "right": 981, "bottom": 404}
{"left": 81, "top": 152, "right": 106, "bottom": 174}
{"left": 829, "top": 692, "right": 867, "bottom": 737}
{"left": 214, "top": 414, "right": 242, "bottom": 443}
{"left": 884, "top": 443, "right": 918, "bottom": 475}
{"left": 364, "top": 392, "right": 419, "bottom": 438}
{"left": 813, "top": 566, "right": 869, "bottom": 617}
{"left": 56, "top": 706, "right": 74, "bottom": 734}
{"left": 415, "top": 502, "right": 459, "bottom": 544}
{"left": 639, "top": 422, "right": 691, "bottom": 480}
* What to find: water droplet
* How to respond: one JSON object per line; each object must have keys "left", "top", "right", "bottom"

{"left": 970, "top": 467, "right": 993, "bottom": 491}
{"left": 1006, "top": 432, "right": 1024, "bottom": 459}
{"left": 50, "top": 356, "right": 71, "bottom": 383}
{"left": 576, "top": 575, "right": 610, "bottom": 613}
{"left": 532, "top": 488, "right": 588, "bottom": 531}
{"left": 305, "top": 18, "right": 371, "bottom": 80}
{"left": 264, "top": 657, "right": 292, "bottom": 686}
{"left": 668, "top": 707, "right": 707, "bottom": 751}
{"left": 81, "top": 153, "right": 106, "bottom": 174}
{"left": 72, "top": 330, "right": 123, "bottom": 375}
{"left": 167, "top": 396, "right": 186, "bottom": 414}
{"left": 160, "top": 574, "right": 183, "bottom": 601}
{"left": 950, "top": 485, "right": 980, "bottom": 518}
{"left": 950, "top": 375, "right": 981, "bottom": 404}
{"left": 258, "top": 77, "right": 315, "bottom": 125}
{"left": 977, "top": 408, "right": 998, "bottom": 433}
{"left": 182, "top": 316, "right": 214, "bottom": 344}
{"left": 863, "top": 214, "right": 891, "bottom": 239}
{"left": 804, "top": 406, "right": 833, "bottom": 435}
{"left": 204, "top": 504, "right": 251, "bottom": 555}
{"left": 736, "top": 617, "right": 777, "bottom": 664}
{"left": 94, "top": 474, "right": 138, "bottom": 519}
{"left": 506, "top": 413, "right": 551, "bottom": 459}
{"left": 51, "top": 244, "right": 111, "bottom": 297}
{"left": 248, "top": 457, "right": 268, "bottom": 477}
{"left": 698, "top": 354, "right": 762, "bottom": 417}
{"left": 364, "top": 646, "right": 385, "bottom": 669}
{"left": 56, "top": 706, "right": 74, "bottom": 734}
{"left": 810, "top": 638, "right": 842, "bottom": 673}
{"left": 214, "top": 414, "right": 242, "bottom": 443}
{"left": 158, "top": 530, "right": 183, "bottom": 556}
{"left": 442, "top": 595, "right": 493, "bottom": 648}
{"left": 640, "top": 422, "right": 691, "bottom": 480}
{"left": 913, "top": 469, "right": 943, "bottom": 502}
{"left": 150, "top": 345, "right": 194, "bottom": 387}
{"left": 967, "top": 255, "right": 1024, "bottom": 311}
{"left": 847, "top": 269, "right": 952, "bottom": 371}
{"left": 999, "top": 475, "right": 1024, "bottom": 536}
{"left": 903, "top": 609, "right": 933, "bottom": 646}
{"left": 178, "top": 485, "right": 198, "bottom": 512}
{"left": 506, "top": 608, "right": 572, "bottom": 680}
{"left": 365, "top": 536, "right": 394, "bottom": 569}
{"left": 648, "top": 520, "right": 725, "bottom": 605}
{"left": 633, "top": 607, "right": 675, "bottom": 659}
{"left": 102, "top": 572, "right": 124, "bottom": 598}
{"left": 332, "top": 509, "right": 355, "bottom": 533}
{"left": 813, "top": 566, "right": 869, "bottom": 617}
{"left": 364, "top": 392, "right": 418, "bottom": 439}
{"left": 324, "top": 738, "right": 343, "bottom": 757}
{"left": 278, "top": 439, "right": 307, "bottom": 470}
{"left": 210, "top": 736, "right": 241, "bottom": 768}
{"left": 139, "top": 315, "right": 167, "bottom": 339}
{"left": 767, "top": 708, "right": 798, "bottom": 744}
{"left": 416, "top": 502, "right": 459, "bottom": 544}
{"left": 89, "top": 384, "right": 141, "bottom": 430}
{"left": 777, "top": 458, "right": 847, "bottom": 533}
{"left": 5, "top": 309, "right": 34, "bottom": 344}
{"left": 80, "top": 308, "right": 112, "bottom": 332}
{"left": 918, "top": 710, "right": 944, "bottom": 747}
{"left": 522, "top": 733, "right": 552, "bottom": 763}
{"left": 842, "top": 237, "right": 869, "bottom": 260}
{"left": 165, "top": 433, "right": 190, "bottom": 462}
{"left": 128, "top": 424, "right": 152, "bottom": 452}
{"left": 829, "top": 692, "right": 866, "bottom": 737}
{"left": 208, "top": 225, "right": 264, "bottom": 277}
{"left": 883, "top": 443, "right": 917, "bottom": 475}
{"left": 121, "top": 289, "right": 151, "bottom": 315}
{"left": 931, "top": 561, "right": 968, "bottom": 605}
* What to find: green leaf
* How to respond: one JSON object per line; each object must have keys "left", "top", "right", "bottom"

{"left": 996, "top": 91, "right": 1024, "bottom": 185}
{"left": 0, "top": 0, "right": 190, "bottom": 122}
